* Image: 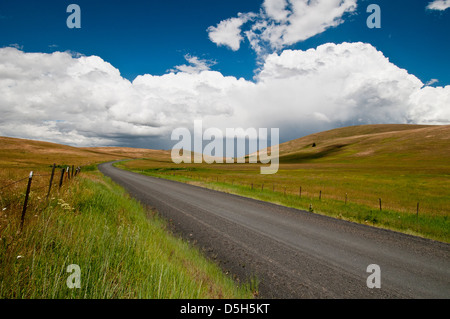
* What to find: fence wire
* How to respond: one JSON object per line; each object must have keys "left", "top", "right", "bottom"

{"left": 0, "top": 177, "right": 29, "bottom": 193}
{"left": 0, "top": 165, "right": 83, "bottom": 227}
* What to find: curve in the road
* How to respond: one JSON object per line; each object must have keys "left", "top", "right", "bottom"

{"left": 99, "top": 162, "right": 450, "bottom": 299}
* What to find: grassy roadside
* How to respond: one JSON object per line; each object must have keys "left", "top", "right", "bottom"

{"left": 115, "top": 161, "right": 450, "bottom": 244}
{"left": 0, "top": 169, "right": 255, "bottom": 299}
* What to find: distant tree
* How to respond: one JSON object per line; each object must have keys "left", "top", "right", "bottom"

{"left": 312, "top": 143, "right": 317, "bottom": 147}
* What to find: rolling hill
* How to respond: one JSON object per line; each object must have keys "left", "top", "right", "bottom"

{"left": 277, "top": 124, "right": 450, "bottom": 167}
{"left": 115, "top": 124, "right": 450, "bottom": 242}
{"left": 0, "top": 136, "right": 169, "bottom": 174}
{"left": 1, "top": 124, "right": 449, "bottom": 242}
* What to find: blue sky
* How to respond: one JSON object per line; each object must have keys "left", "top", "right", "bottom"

{"left": 0, "top": 0, "right": 261, "bottom": 80}
{"left": 1, "top": 0, "right": 448, "bottom": 84}
{"left": 0, "top": 0, "right": 449, "bottom": 149}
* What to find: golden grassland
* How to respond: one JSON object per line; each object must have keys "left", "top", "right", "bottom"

{"left": 118, "top": 124, "right": 450, "bottom": 242}
{"left": 0, "top": 136, "right": 254, "bottom": 298}
{"left": 0, "top": 123, "right": 449, "bottom": 299}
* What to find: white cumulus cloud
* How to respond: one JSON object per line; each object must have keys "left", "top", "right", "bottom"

{"left": 0, "top": 43, "right": 449, "bottom": 149}
{"left": 207, "top": 13, "right": 255, "bottom": 51}
{"left": 426, "top": 0, "right": 450, "bottom": 11}
{"left": 208, "top": 0, "right": 358, "bottom": 57}
{"left": 170, "top": 54, "right": 216, "bottom": 74}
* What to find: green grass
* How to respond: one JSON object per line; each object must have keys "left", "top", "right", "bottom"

{"left": 1, "top": 124, "right": 448, "bottom": 299}
{"left": 116, "top": 154, "right": 450, "bottom": 244}
{"left": 116, "top": 162, "right": 450, "bottom": 242}
{"left": 114, "top": 125, "right": 450, "bottom": 243}
{"left": 0, "top": 171, "right": 255, "bottom": 299}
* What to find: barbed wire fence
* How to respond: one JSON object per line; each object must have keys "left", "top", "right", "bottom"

{"left": 158, "top": 170, "right": 423, "bottom": 226}
{"left": 0, "top": 164, "right": 83, "bottom": 232}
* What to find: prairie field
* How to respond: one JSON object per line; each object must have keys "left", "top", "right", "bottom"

{"left": 1, "top": 124, "right": 448, "bottom": 299}
{"left": 117, "top": 124, "right": 450, "bottom": 243}
{"left": 0, "top": 137, "right": 254, "bottom": 298}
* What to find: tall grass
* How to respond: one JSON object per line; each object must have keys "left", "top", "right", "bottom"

{"left": 117, "top": 162, "right": 450, "bottom": 243}
{"left": 0, "top": 171, "right": 255, "bottom": 299}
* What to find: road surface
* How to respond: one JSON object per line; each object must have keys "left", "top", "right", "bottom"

{"left": 99, "top": 162, "right": 450, "bottom": 299}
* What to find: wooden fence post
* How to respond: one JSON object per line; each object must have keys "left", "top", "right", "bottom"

{"left": 59, "top": 168, "right": 65, "bottom": 189}
{"left": 417, "top": 202, "right": 420, "bottom": 226}
{"left": 71, "top": 165, "right": 74, "bottom": 178}
{"left": 345, "top": 193, "right": 348, "bottom": 205}
{"left": 379, "top": 198, "right": 382, "bottom": 211}
{"left": 20, "top": 171, "right": 33, "bottom": 231}
{"left": 319, "top": 190, "right": 322, "bottom": 201}
{"left": 299, "top": 186, "right": 302, "bottom": 198}
{"left": 46, "top": 163, "right": 56, "bottom": 199}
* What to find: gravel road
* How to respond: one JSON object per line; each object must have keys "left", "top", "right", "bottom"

{"left": 99, "top": 162, "right": 450, "bottom": 299}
